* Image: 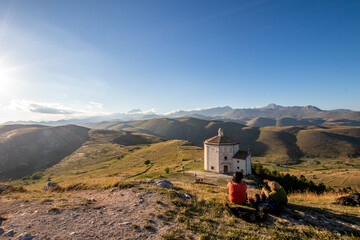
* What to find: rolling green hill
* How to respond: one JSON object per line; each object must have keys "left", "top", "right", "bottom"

{"left": 0, "top": 125, "right": 163, "bottom": 180}
{"left": 84, "top": 117, "right": 360, "bottom": 163}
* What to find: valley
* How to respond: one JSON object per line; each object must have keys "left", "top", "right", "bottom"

{"left": 1, "top": 118, "right": 359, "bottom": 239}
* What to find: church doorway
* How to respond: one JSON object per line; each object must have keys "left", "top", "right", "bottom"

{"left": 224, "top": 165, "right": 228, "bottom": 173}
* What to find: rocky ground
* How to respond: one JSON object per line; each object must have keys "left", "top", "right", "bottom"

{"left": 0, "top": 186, "right": 186, "bottom": 240}
{"left": 1, "top": 181, "right": 360, "bottom": 240}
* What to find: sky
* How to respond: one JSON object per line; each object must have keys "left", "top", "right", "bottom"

{"left": 0, "top": 0, "right": 359, "bottom": 123}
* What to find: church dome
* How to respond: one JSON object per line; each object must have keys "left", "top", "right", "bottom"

{"left": 204, "top": 128, "right": 238, "bottom": 145}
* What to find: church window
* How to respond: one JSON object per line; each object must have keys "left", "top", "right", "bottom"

{"left": 224, "top": 156, "right": 227, "bottom": 160}
{"left": 211, "top": 166, "right": 214, "bottom": 170}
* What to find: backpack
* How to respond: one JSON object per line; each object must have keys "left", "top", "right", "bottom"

{"left": 226, "top": 204, "right": 267, "bottom": 223}
{"left": 349, "top": 193, "right": 360, "bottom": 205}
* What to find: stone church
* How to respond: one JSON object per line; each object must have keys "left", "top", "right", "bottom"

{"left": 203, "top": 128, "right": 251, "bottom": 175}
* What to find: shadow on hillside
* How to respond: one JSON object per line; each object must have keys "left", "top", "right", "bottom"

{"left": 1, "top": 127, "right": 90, "bottom": 180}
{"left": 270, "top": 203, "right": 360, "bottom": 237}
{"left": 278, "top": 132, "right": 302, "bottom": 162}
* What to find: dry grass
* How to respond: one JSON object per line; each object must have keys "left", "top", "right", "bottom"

{"left": 254, "top": 156, "right": 360, "bottom": 189}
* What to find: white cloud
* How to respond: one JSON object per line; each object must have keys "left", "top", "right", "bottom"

{"left": 0, "top": 99, "right": 112, "bottom": 123}
{"left": 165, "top": 108, "right": 204, "bottom": 115}
{"left": 8, "top": 99, "right": 78, "bottom": 115}
{"left": 88, "top": 101, "right": 103, "bottom": 109}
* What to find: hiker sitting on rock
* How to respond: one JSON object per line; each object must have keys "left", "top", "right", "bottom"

{"left": 249, "top": 179, "right": 288, "bottom": 214}
{"left": 227, "top": 171, "right": 247, "bottom": 205}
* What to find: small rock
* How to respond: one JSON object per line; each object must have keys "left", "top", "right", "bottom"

{"left": 18, "top": 232, "right": 36, "bottom": 240}
{"left": 91, "top": 197, "right": 96, "bottom": 202}
{"left": 0, "top": 185, "right": 11, "bottom": 193}
{"left": 0, "top": 228, "right": 4, "bottom": 236}
{"left": 120, "top": 193, "right": 124, "bottom": 196}
{"left": 71, "top": 213, "right": 79, "bottom": 218}
{"left": 97, "top": 211, "right": 103, "bottom": 215}
{"left": 4, "top": 229, "right": 16, "bottom": 237}
{"left": 102, "top": 221, "right": 108, "bottom": 225}
{"left": 48, "top": 208, "right": 60, "bottom": 214}
{"left": 176, "top": 192, "right": 194, "bottom": 199}
{"left": 9, "top": 225, "right": 16, "bottom": 228}
{"left": 110, "top": 188, "right": 117, "bottom": 192}
{"left": 90, "top": 221, "right": 96, "bottom": 224}
{"left": 119, "top": 222, "right": 131, "bottom": 225}
{"left": 117, "top": 209, "right": 122, "bottom": 212}
{"left": 69, "top": 232, "right": 76, "bottom": 236}
{"left": 133, "top": 204, "right": 138, "bottom": 207}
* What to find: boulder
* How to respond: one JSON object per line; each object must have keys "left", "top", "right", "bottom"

{"left": 154, "top": 180, "right": 174, "bottom": 189}
{"left": 137, "top": 179, "right": 174, "bottom": 189}
{"left": 18, "top": 232, "right": 36, "bottom": 240}
{"left": 43, "top": 182, "right": 61, "bottom": 191}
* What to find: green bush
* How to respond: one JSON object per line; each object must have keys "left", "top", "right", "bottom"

{"left": 31, "top": 172, "right": 44, "bottom": 180}
{"left": 164, "top": 167, "right": 170, "bottom": 174}
{"left": 144, "top": 160, "right": 150, "bottom": 165}
{"left": 252, "top": 163, "right": 328, "bottom": 193}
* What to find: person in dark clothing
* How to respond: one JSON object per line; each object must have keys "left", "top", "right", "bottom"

{"left": 249, "top": 179, "right": 288, "bottom": 214}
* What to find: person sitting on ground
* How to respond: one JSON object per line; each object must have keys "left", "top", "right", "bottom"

{"left": 249, "top": 179, "right": 288, "bottom": 214}
{"left": 227, "top": 171, "right": 247, "bottom": 205}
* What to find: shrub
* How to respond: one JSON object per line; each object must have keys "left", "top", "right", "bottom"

{"left": 164, "top": 167, "right": 170, "bottom": 174}
{"left": 31, "top": 172, "right": 44, "bottom": 180}
{"left": 64, "top": 183, "right": 89, "bottom": 191}
{"left": 252, "top": 163, "right": 328, "bottom": 193}
{"left": 144, "top": 160, "right": 150, "bottom": 165}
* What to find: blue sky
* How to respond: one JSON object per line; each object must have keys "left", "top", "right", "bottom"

{"left": 0, "top": 0, "right": 359, "bottom": 122}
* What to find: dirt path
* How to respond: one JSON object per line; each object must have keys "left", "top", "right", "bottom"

{"left": 186, "top": 170, "right": 256, "bottom": 188}
{"left": 0, "top": 188, "right": 184, "bottom": 240}
{"left": 186, "top": 170, "right": 232, "bottom": 180}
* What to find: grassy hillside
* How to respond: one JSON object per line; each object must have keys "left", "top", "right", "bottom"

{"left": 86, "top": 117, "right": 251, "bottom": 147}
{"left": 8, "top": 139, "right": 202, "bottom": 190}
{"left": 297, "top": 127, "right": 360, "bottom": 158}
{"left": 84, "top": 117, "right": 360, "bottom": 163}
{"left": 0, "top": 125, "right": 90, "bottom": 180}
{"left": 247, "top": 117, "right": 276, "bottom": 127}
{"left": 0, "top": 125, "right": 163, "bottom": 180}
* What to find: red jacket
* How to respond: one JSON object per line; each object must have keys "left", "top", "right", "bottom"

{"left": 227, "top": 182, "right": 247, "bottom": 205}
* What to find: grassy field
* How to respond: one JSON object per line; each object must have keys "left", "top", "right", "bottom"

{"left": 1, "top": 138, "right": 360, "bottom": 239}
{"left": 253, "top": 156, "right": 360, "bottom": 189}
{"left": 6, "top": 139, "right": 203, "bottom": 191}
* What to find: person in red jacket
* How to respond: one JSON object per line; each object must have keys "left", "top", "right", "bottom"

{"left": 227, "top": 171, "right": 247, "bottom": 205}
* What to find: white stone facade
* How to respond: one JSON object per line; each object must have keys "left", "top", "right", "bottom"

{"left": 203, "top": 128, "right": 251, "bottom": 175}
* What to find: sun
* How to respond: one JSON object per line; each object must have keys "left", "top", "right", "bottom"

{"left": 0, "top": 66, "right": 18, "bottom": 98}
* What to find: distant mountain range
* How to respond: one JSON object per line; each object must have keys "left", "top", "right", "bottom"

{"left": 3, "top": 104, "right": 360, "bottom": 127}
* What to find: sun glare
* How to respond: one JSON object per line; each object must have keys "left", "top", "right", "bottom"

{"left": 0, "top": 69, "right": 17, "bottom": 97}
